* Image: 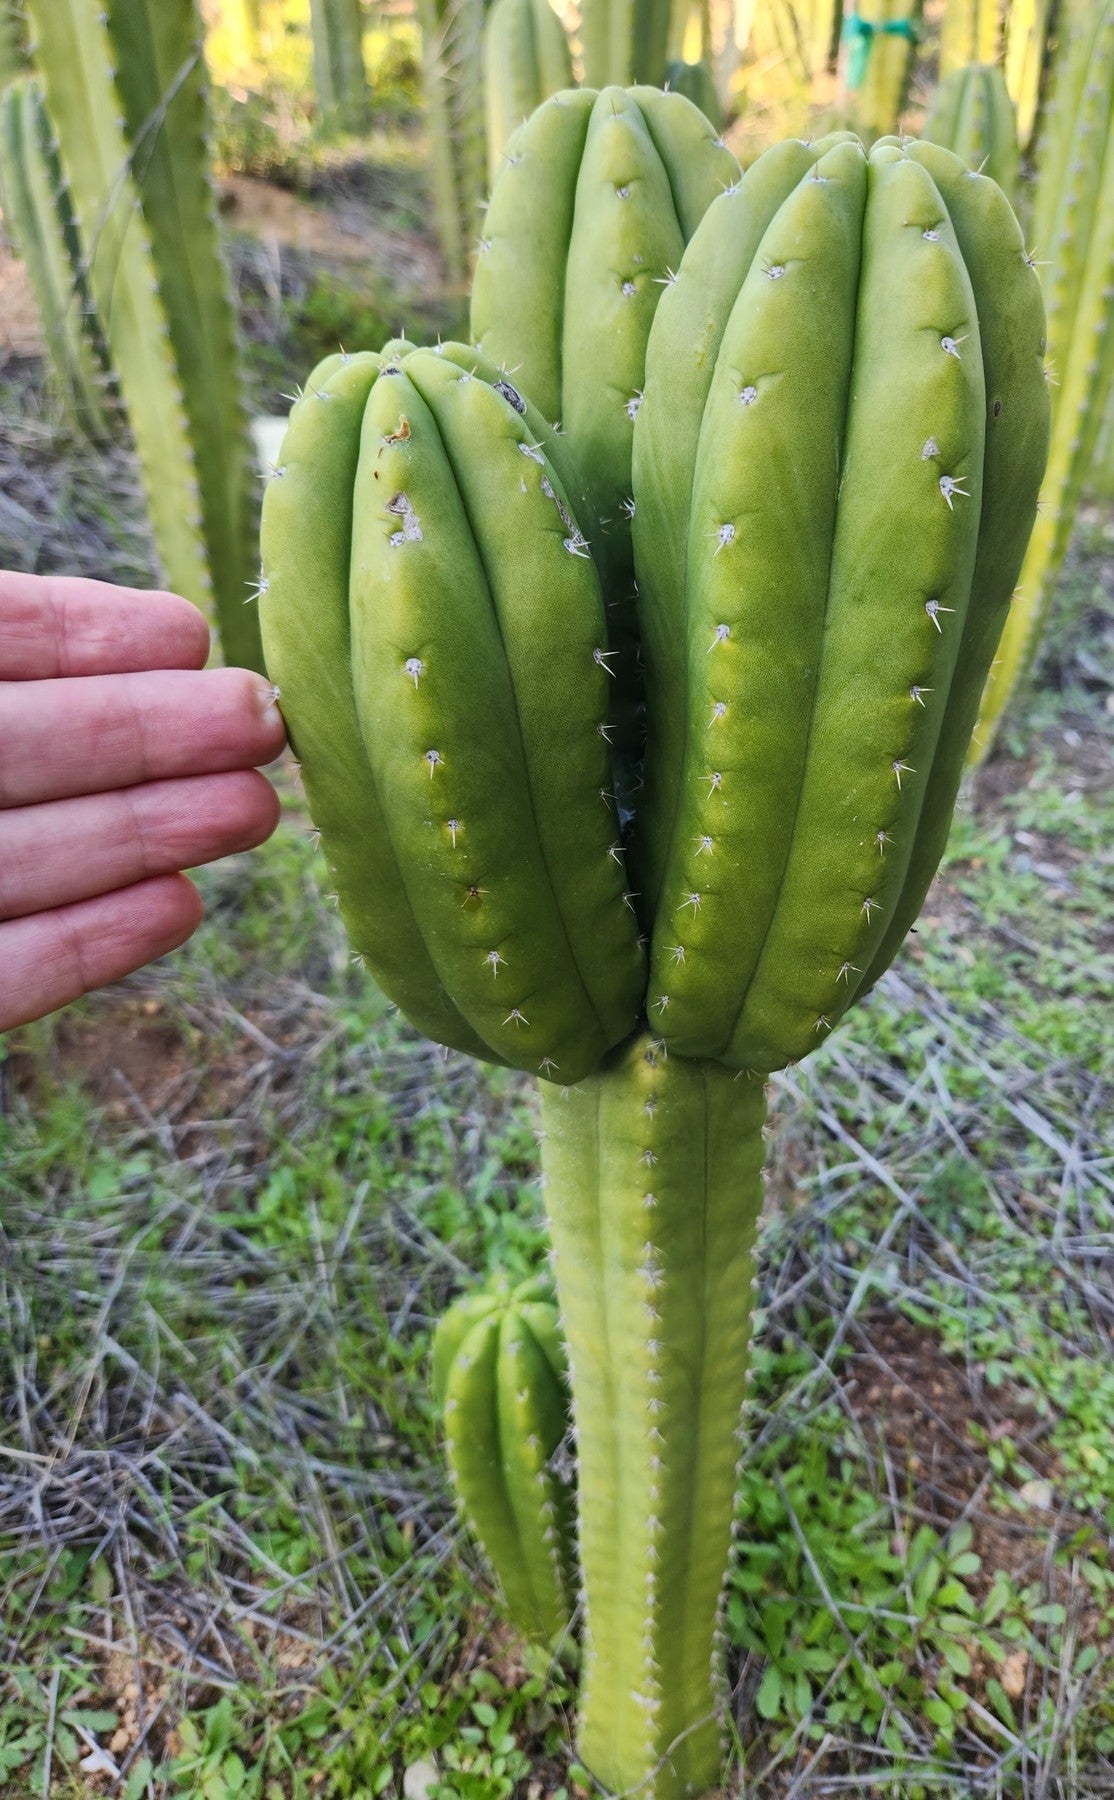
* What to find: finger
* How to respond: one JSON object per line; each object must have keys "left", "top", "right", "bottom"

{"left": 0, "top": 874, "right": 203, "bottom": 1033}
{"left": 0, "top": 666, "right": 287, "bottom": 806}
{"left": 0, "top": 771, "right": 281, "bottom": 920}
{"left": 0, "top": 571, "right": 212, "bottom": 678}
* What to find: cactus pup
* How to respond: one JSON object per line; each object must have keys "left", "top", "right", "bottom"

{"left": 432, "top": 1274, "right": 576, "bottom": 1646}
{"left": 260, "top": 123, "right": 1048, "bottom": 1797}
{"left": 923, "top": 61, "right": 1019, "bottom": 198}
{"left": 972, "top": 0, "right": 1114, "bottom": 759}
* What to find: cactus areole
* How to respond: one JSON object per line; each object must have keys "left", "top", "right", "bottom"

{"left": 259, "top": 105, "right": 1048, "bottom": 1798}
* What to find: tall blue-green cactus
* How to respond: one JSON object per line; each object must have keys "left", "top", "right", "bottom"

{"left": 0, "top": 77, "right": 112, "bottom": 439}
{"left": 972, "top": 0, "right": 1114, "bottom": 759}
{"left": 580, "top": 0, "right": 674, "bottom": 89}
{"left": 260, "top": 122, "right": 1048, "bottom": 1797}
{"left": 25, "top": 0, "right": 263, "bottom": 671}
{"left": 432, "top": 1274, "right": 576, "bottom": 1646}
{"left": 923, "top": 62, "right": 1019, "bottom": 198}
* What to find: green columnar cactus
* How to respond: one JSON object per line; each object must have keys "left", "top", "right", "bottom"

{"left": 25, "top": 0, "right": 263, "bottom": 671}
{"left": 1004, "top": 0, "right": 1057, "bottom": 150}
{"left": 580, "top": 0, "right": 674, "bottom": 89}
{"left": 472, "top": 86, "right": 737, "bottom": 801}
{"left": 309, "top": 0, "right": 371, "bottom": 132}
{"left": 0, "top": 78, "right": 112, "bottom": 439}
{"left": 663, "top": 57, "right": 723, "bottom": 126}
{"left": 417, "top": 0, "right": 487, "bottom": 285}
{"left": 432, "top": 1274, "right": 576, "bottom": 1646}
{"left": 482, "top": 0, "right": 574, "bottom": 183}
{"left": 841, "top": 0, "right": 923, "bottom": 139}
{"left": 748, "top": 0, "right": 842, "bottom": 86}
{"left": 971, "top": 0, "right": 1114, "bottom": 759}
{"left": 923, "top": 61, "right": 1019, "bottom": 196}
{"left": 939, "top": 0, "right": 1000, "bottom": 75}
{"left": 259, "top": 120, "right": 1048, "bottom": 1799}
{"left": 540, "top": 1037, "right": 765, "bottom": 1793}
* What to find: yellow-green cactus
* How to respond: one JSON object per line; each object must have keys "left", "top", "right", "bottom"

{"left": 482, "top": 0, "right": 573, "bottom": 182}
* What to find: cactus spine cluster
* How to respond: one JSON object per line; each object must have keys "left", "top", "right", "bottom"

{"left": 432, "top": 1274, "right": 575, "bottom": 1646}
{"left": 24, "top": 0, "right": 263, "bottom": 672}
{"left": 309, "top": 0, "right": 371, "bottom": 132}
{"left": 972, "top": 0, "right": 1114, "bottom": 758}
{"left": 0, "top": 78, "right": 112, "bottom": 439}
{"left": 841, "top": 0, "right": 924, "bottom": 139}
{"left": 939, "top": 0, "right": 1001, "bottom": 75}
{"left": 923, "top": 61, "right": 1019, "bottom": 197}
{"left": 260, "top": 99, "right": 1049, "bottom": 1797}
{"left": 482, "top": 0, "right": 573, "bottom": 182}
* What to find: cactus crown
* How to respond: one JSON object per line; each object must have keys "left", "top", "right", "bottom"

{"left": 260, "top": 113, "right": 1048, "bottom": 1089}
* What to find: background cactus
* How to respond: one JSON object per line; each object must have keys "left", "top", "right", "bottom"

{"left": 0, "top": 77, "right": 112, "bottom": 440}
{"left": 416, "top": 0, "right": 487, "bottom": 285}
{"left": 24, "top": 0, "right": 263, "bottom": 671}
{"left": 0, "top": 0, "right": 25, "bottom": 85}
{"left": 841, "top": 0, "right": 923, "bottom": 139}
{"left": 923, "top": 62, "right": 1019, "bottom": 197}
{"left": 431, "top": 1274, "right": 576, "bottom": 1646}
{"left": 972, "top": 0, "right": 1114, "bottom": 759}
{"left": 1003, "top": 0, "right": 1058, "bottom": 150}
{"left": 260, "top": 119, "right": 1048, "bottom": 1799}
{"left": 580, "top": 0, "right": 674, "bottom": 88}
{"left": 309, "top": 0, "right": 371, "bottom": 132}
{"left": 663, "top": 56, "right": 723, "bottom": 126}
{"left": 482, "top": 0, "right": 574, "bottom": 182}
{"left": 939, "top": 0, "right": 1001, "bottom": 76}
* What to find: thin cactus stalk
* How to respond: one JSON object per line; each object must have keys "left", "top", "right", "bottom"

{"left": 663, "top": 57, "right": 723, "bottom": 125}
{"left": 26, "top": 0, "right": 263, "bottom": 671}
{"left": 939, "top": 0, "right": 1001, "bottom": 77}
{"left": 972, "top": 1, "right": 1114, "bottom": 760}
{"left": 259, "top": 114, "right": 1048, "bottom": 1799}
{"left": 432, "top": 1274, "right": 576, "bottom": 1646}
{"left": 1003, "top": 0, "right": 1058, "bottom": 153}
{"left": 923, "top": 62, "right": 1018, "bottom": 197}
{"left": 309, "top": 0, "right": 371, "bottom": 132}
{"left": 482, "top": 0, "right": 573, "bottom": 183}
{"left": 417, "top": 0, "right": 486, "bottom": 285}
{"left": 541, "top": 1038, "right": 765, "bottom": 1795}
{"left": 840, "top": 0, "right": 923, "bottom": 140}
{"left": 0, "top": 78, "right": 112, "bottom": 439}
{"left": 747, "top": 0, "right": 842, "bottom": 88}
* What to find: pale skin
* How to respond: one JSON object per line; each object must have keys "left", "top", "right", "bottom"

{"left": 0, "top": 572, "right": 286, "bottom": 1033}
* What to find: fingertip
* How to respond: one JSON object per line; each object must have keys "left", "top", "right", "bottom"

{"left": 144, "top": 872, "right": 204, "bottom": 952}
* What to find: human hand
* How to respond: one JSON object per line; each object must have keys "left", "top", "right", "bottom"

{"left": 1, "top": 572, "right": 286, "bottom": 1033}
